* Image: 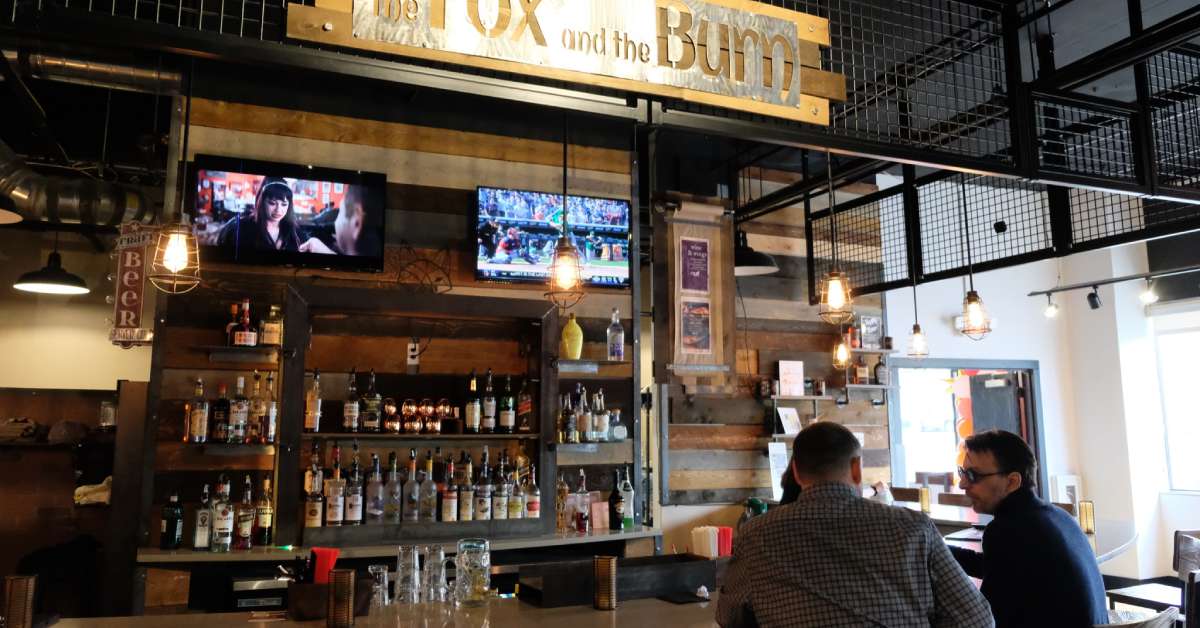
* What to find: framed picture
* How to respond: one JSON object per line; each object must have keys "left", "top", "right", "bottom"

{"left": 1051, "top": 474, "right": 1082, "bottom": 506}
{"left": 859, "top": 315, "right": 883, "bottom": 349}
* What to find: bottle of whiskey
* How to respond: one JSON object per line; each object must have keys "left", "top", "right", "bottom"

{"left": 304, "top": 369, "right": 322, "bottom": 433}
{"left": 211, "top": 476, "right": 233, "bottom": 552}
{"left": 497, "top": 375, "right": 516, "bottom": 434}
{"left": 608, "top": 469, "right": 624, "bottom": 531}
{"left": 192, "top": 484, "right": 213, "bottom": 550}
{"left": 225, "top": 303, "right": 240, "bottom": 347}
{"left": 254, "top": 478, "right": 274, "bottom": 546}
{"left": 458, "top": 452, "right": 475, "bottom": 522}
{"left": 874, "top": 355, "right": 890, "bottom": 387}
{"left": 481, "top": 369, "right": 497, "bottom": 434}
{"left": 343, "top": 368, "right": 360, "bottom": 433}
{"left": 464, "top": 370, "right": 481, "bottom": 434}
{"left": 575, "top": 385, "right": 590, "bottom": 444}
{"left": 491, "top": 454, "right": 509, "bottom": 521}
{"left": 233, "top": 298, "right": 258, "bottom": 347}
{"left": 211, "top": 383, "right": 230, "bottom": 443}
{"left": 384, "top": 452, "right": 402, "bottom": 524}
{"left": 365, "top": 454, "right": 385, "bottom": 524}
{"left": 344, "top": 442, "right": 364, "bottom": 526}
{"left": 441, "top": 458, "right": 459, "bottom": 523}
{"left": 304, "top": 448, "right": 324, "bottom": 529}
{"left": 573, "top": 469, "right": 590, "bottom": 534}
{"left": 263, "top": 372, "right": 278, "bottom": 444}
{"left": 525, "top": 465, "right": 541, "bottom": 520}
{"left": 560, "top": 394, "right": 577, "bottom": 444}
{"left": 474, "top": 447, "right": 493, "bottom": 521}
{"left": 607, "top": 308, "right": 625, "bottom": 361}
{"left": 854, "top": 356, "right": 871, "bottom": 386}
{"left": 186, "top": 378, "right": 209, "bottom": 444}
{"left": 403, "top": 448, "right": 420, "bottom": 522}
{"left": 259, "top": 304, "right": 283, "bottom": 347}
{"left": 592, "top": 390, "right": 610, "bottom": 442}
{"left": 233, "top": 475, "right": 255, "bottom": 550}
{"left": 160, "top": 491, "right": 184, "bottom": 550}
{"left": 516, "top": 378, "right": 534, "bottom": 433}
{"left": 619, "top": 466, "right": 636, "bottom": 530}
{"left": 229, "top": 377, "right": 250, "bottom": 444}
{"left": 419, "top": 454, "right": 438, "bottom": 522}
{"left": 361, "top": 369, "right": 382, "bottom": 433}
{"left": 248, "top": 371, "right": 266, "bottom": 444}
{"left": 507, "top": 469, "right": 525, "bottom": 520}
{"left": 556, "top": 473, "right": 570, "bottom": 533}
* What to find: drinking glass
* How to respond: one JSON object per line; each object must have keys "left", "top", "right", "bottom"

{"left": 395, "top": 545, "right": 421, "bottom": 604}
{"left": 423, "top": 544, "right": 450, "bottom": 603}
{"left": 367, "top": 564, "right": 390, "bottom": 608}
{"left": 453, "top": 538, "right": 491, "bottom": 608}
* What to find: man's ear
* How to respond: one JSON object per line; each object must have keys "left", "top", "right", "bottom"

{"left": 850, "top": 456, "right": 863, "bottom": 485}
{"left": 791, "top": 459, "right": 801, "bottom": 485}
{"left": 1007, "top": 471, "right": 1023, "bottom": 493}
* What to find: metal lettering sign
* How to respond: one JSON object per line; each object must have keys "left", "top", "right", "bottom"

{"left": 109, "top": 222, "right": 155, "bottom": 347}
{"left": 288, "top": 0, "right": 846, "bottom": 125}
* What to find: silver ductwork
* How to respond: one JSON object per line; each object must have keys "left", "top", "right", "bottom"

{"left": 0, "top": 140, "right": 156, "bottom": 225}
{"left": 3, "top": 51, "right": 181, "bottom": 94}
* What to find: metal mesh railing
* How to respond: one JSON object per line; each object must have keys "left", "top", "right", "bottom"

{"left": 808, "top": 187, "right": 909, "bottom": 298}
{"left": 8, "top": 0, "right": 288, "bottom": 39}
{"left": 1034, "top": 97, "right": 1138, "bottom": 183}
{"left": 1069, "top": 188, "right": 1200, "bottom": 247}
{"left": 1148, "top": 48, "right": 1200, "bottom": 192}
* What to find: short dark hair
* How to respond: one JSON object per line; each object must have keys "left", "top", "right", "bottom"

{"left": 792, "top": 421, "right": 862, "bottom": 478}
{"left": 964, "top": 429, "right": 1037, "bottom": 489}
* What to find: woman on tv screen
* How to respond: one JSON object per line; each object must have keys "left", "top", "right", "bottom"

{"left": 216, "top": 177, "right": 304, "bottom": 252}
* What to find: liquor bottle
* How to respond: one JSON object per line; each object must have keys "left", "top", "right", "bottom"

{"left": 464, "top": 370, "right": 481, "bottom": 434}
{"left": 234, "top": 475, "right": 255, "bottom": 550}
{"left": 441, "top": 458, "right": 459, "bottom": 523}
{"left": 365, "top": 454, "right": 385, "bottom": 524}
{"left": 304, "top": 369, "right": 322, "bottom": 433}
{"left": 254, "top": 478, "right": 274, "bottom": 546}
{"left": 186, "top": 378, "right": 209, "bottom": 444}
{"left": 516, "top": 377, "right": 534, "bottom": 433}
{"left": 874, "top": 355, "right": 890, "bottom": 387}
{"left": 211, "top": 383, "right": 231, "bottom": 443}
{"left": 304, "top": 450, "right": 324, "bottom": 529}
{"left": 458, "top": 452, "right": 475, "bottom": 522}
{"left": 248, "top": 371, "right": 266, "bottom": 444}
{"left": 229, "top": 377, "right": 250, "bottom": 444}
{"left": 609, "top": 409, "right": 627, "bottom": 442}
{"left": 592, "top": 390, "right": 610, "bottom": 442}
{"left": 419, "top": 454, "right": 438, "bottom": 522}
{"left": 324, "top": 444, "right": 345, "bottom": 527}
{"left": 555, "top": 474, "right": 570, "bottom": 533}
{"left": 525, "top": 465, "right": 541, "bottom": 520}
{"left": 433, "top": 447, "right": 446, "bottom": 487}
{"left": 403, "top": 448, "right": 420, "bottom": 522}
{"left": 260, "top": 304, "right": 283, "bottom": 347}
{"left": 576, "top": 385, "right": 592, "bottom": 443}
{"left": 211, "top": 476, "right": 233, "bottom": 552}
{"left": 507, "top": 470, "right": 524, "bottom": 520}
{"left": 474, "top": 447, "right": 493, "bottom": 521}
{"left": 225, "top": 302, "right": 240, "bottom": 346}
{"left": 608, "top": 469, "right": 624, "bottom": 531}
{"left": 497, "top": 375, "right": 516, "bottom": 434}
{"left": 343, "top": 368, "right": 360, "bottom": 433}
{"left": 233, "top": 298, "right": 258, "bottom": 347}
{"left": 192, "top": 484, "right": 213, "bottom": 550}
{"left": 854, "top": 356, "right": 870, "bottom": 385}
{"left": 384, "top": 452, "right": 402, "bottom": 524}
{"left": 607, "top": 308, "right": 625, "bottom": 361}
{"left": 263, "top": 372, "right": 278, "bottom": 444}
{"left": 573, "top": 469, "right": 590, "bottom": 534}
{"left": 491, "top": 454, "right": 509, "bottom": 521}
{"left": 481, "top": 369, "right": 497, "bottom": 434}
{"left": 344, "top": 442, "right": 364, "bottom": 526}
{"left": 160, "top": 491, "right": 184, "bottom": 550}
{"left": 361, "top": 369, "right": 382, "bottom": 433}
{"left": 561, "top": 394, "right": 577, "bottom": 444}
{"left": 619, "top": 466, "right": 636, "bottom": 530}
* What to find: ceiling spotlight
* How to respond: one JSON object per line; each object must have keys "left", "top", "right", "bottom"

{"left": 1086, "top": 286, "right": 1102, "bottom": 310}
{"left": 1043, "top": 294, "right": 1059, "bottom": 319}
{"left": 1139, "top": 279, "right": 1159, "bottom": 305}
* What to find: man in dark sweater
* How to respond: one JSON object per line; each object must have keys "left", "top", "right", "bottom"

{"left": 950, "top": 430, "right": 1108, "bottom": 628}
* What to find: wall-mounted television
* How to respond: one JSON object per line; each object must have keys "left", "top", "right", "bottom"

{"left": 474, "top": 186, "right": 631, "bottom": 287}
{"left": 189, "top": 154, "right": 388, "bottom": 272}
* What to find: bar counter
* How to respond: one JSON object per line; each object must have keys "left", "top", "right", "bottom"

{"left": 55, "top": 597, "right": 720, "bottom": 627}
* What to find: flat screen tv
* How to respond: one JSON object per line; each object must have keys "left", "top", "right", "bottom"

{"left": 189, "top": 154, "right": 387, "bottom": 272}
{"left": 474, "top": 186, "right": 631, "bottom": 287}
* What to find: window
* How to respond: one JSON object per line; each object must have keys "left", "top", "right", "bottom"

{"left": 1156, "top": 327, "right": 1200, "bottom": 491}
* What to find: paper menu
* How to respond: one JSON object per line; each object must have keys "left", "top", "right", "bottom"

{"left": 778, "top": 361, "right": 805, "bottom": 396}
{"left": 768, "top": 441, "right": 790, "bottom": 501}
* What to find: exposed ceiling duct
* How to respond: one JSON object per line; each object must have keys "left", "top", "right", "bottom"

{"left": 2, "top": 51, "right": 181, "bottom": 94}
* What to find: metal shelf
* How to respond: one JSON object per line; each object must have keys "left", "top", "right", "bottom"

{"left": 301, "top": 432, "right": 540, "bottom": 441}
{"left": 849, "top": 348, "right": 894, "bottom": 355}
{"left": 196, "top": 345, "right": 281, "bottom": 364}
{"left": 554, "top": 359, "right": 632, "bottom": 374}
{"left": 771, "top": 395, "right": 834, "bottom": 401}
{"left": 845, "top": 384, "right": 891, "bottom": 390}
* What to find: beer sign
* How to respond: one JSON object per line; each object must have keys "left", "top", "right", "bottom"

{"left": 109, "top": 222, "right": 156, "bottom": 347}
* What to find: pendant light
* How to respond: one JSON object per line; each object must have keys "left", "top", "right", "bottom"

{"left": 545, "top": 112, "right": 584, "bottom": 310}
{"left": 1139, "top": 279, "right": 1159, "bottom": 305}
{"left": 907, "top": 282, "right": 929, "bottom": 358}
{"left": 957, "top": 175, "right": 991, "bottom": 340}
{"left": 818, "top": 150, "right": 853, "bottom": 324}
{"left": 734, "top": 229, "right": 778, "bottom": 276}
{"left": 13, "top": 231, "right": 89, "bottom": 295}
{"left": 832, "top": 325, "right": 851, "bottom": 370}
{"left": 149, "top": 59, "right": 201, "bottom": 295}
{"left": 0, "top": 196, "right": 20, "bottom": 225}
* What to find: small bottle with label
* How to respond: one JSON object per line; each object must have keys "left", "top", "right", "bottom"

{"left": 192, "top": 484, "right": 214, "bottom": 550}
{"left": 160, "top": 491, "right": 184, "bottom": 550}
{"left": 874, "top": 355, "right": 890, "bottom": 387}
{"left": 607, "top": 308, "right": 625, "bottom": 361}
{"left": 854, "top": 356, "right": 871, "bottom": 386}
{"left": 259, "top": 304, "right": 283, "bottom": 347}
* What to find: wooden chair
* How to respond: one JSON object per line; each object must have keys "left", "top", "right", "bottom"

{"left": 915, "top": 471, "right": 955, "bottom": 491}
{"left": 1107, "top": 530, "right": 1200, "bottom": 613}
{"left": 1053, "top": 502, "right": 1076, "bottom": 516}
{"left": 890, "top": 486, "right": 920, "bottom": 503}
{"left": 937, "top": 492, "right": 972, "bottom": 508}
{"left": 1101, "top": 607, "right": 1178, "bottom": 628}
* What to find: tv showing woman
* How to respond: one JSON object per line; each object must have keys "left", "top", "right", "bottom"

{"left": 216, "top": 177, "right": 304, "bottom": 252}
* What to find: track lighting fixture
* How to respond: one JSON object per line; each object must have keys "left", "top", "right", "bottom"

{"left": 1043, "top": 294, "right": 1059, "bottom": 319}
{"left": 1086, "top": 287, "right": 1102, "bottom": 310}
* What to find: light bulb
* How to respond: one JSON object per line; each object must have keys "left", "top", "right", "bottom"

{"left": 908, "top": 324, "right": 928, "bottom": 358}
{"left": 966, "top": 300, "right": 985, "bottom": 328}
{"left": 553, "top": 261, "right": 579, "bottom": 291}
{"left": 162, "top": 232, "right": 190, "bottom": 273}
{"left": 1044, "top": 302, "right": 1060, "bottom": 318}
{"left": 833, "top": 340, "right": 850, "bottom": 369}
{"left": 1139, "top": 285, "right": 1159, "bottom": 305}
{"left": 826, "top": 276, "right": 847, "bottom": 309}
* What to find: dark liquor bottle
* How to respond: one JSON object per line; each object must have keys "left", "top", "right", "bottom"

{"left": 186, "top": 378, "right": 209, "bottom": 444}
{"left": 232, "top": 298, "right": 258, "bottom": 347}
{"left": 233, "top": 475, "right": 255, "bottom": 550}
{"left": 464, "top": 370, "right": 481, "bottom": 434}
{"left": 160, "top": 491, "right": 184, "bottom": 550}
{"left": 254, "top": 478, "right": 274, "bottom": 546}
{"left": 608, "top": 469, "right": 624, "bottom": 531}
{"left": 497, "top": 375, "right": 515, "bottom": 434}
{"left": 224, "top": 303, "right": 239, "bottom": 346}
{"left": 481, "top": 369, "right": 497, "bottom": 434}
{"left": 211, "top": 383, "right": 231, "bottom": 443}
{"left": 344, "top": 441, "right": 364, "bottom": 526}
{"left": 343, "top": 368, "right": 360, "bottom": 433}
{"left": 516, "top": 377, "right": 534, "bottom": 433}
{"left": 361, "top": 369, "right": 382, "bottom": 433}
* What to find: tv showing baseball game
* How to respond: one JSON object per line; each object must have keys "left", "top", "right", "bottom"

{"left": 189, "top": 154, "right": 387, "bottom": 272}
{"left": 474, "top": 186, "right": 631, "bottom": 287}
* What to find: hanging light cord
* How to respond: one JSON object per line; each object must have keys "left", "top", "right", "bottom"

{"left": 958, "top": 174, "right": 974, "bottom": 291}
{"left": 911, "top": 283, "right": 919, "bottom": 324}
{"left": 175, "top": 58, "right": 194, "bottom": 226}
{"left": 826, "top": 150, "right": 838, "bottom": 272}
{"left": 562, "top": 113, "right": 569, "bottom": 236}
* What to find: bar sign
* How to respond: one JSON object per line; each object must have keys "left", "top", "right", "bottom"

{"left": 109, "top": 222, "right": 155, "bottom": 347}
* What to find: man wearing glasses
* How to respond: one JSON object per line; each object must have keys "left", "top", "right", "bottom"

{"left": 951, "top": 430, "right": 1106, "bottom": 628}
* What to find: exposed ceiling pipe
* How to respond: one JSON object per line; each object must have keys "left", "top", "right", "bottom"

{"left": 2, "top": 50, "right": 181, "bottom": 94}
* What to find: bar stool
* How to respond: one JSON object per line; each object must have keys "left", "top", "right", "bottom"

{"left": 1107, "top": 530, "right": 1200, "bottom": 614}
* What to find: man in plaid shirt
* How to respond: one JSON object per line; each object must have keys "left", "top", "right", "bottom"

{"left": 717, "top": 422, "right": 993, "bottom": 627}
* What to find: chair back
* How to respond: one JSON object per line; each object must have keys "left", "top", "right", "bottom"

{"left": 937, "top": 492, "right": 972, "bottom": 508}
{"left": 890, "top": 486, "right": 920, "bottom": 503}
{"left": 1052, "top": 501, "right": 1076, "bottom": 516}
{"left": 915, "top": 471, "right": 955, "bottom": 490}
{"left": 1175, "top": 531, "right": 1200, "bottom": 582}
{"left": 1102, "top": 607, "right": 1178, "bottom": 628}
{"left": 1186, "top": 570, "right": 1200, "bottom": 628}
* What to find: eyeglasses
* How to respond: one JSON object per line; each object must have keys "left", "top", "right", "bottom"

{"left": 957, "top": 466, "right": 1007, "bottom": 484}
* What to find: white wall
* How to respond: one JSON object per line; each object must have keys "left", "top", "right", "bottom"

{"left": 0, "top": 231, "right": 152, "bottom": 390}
